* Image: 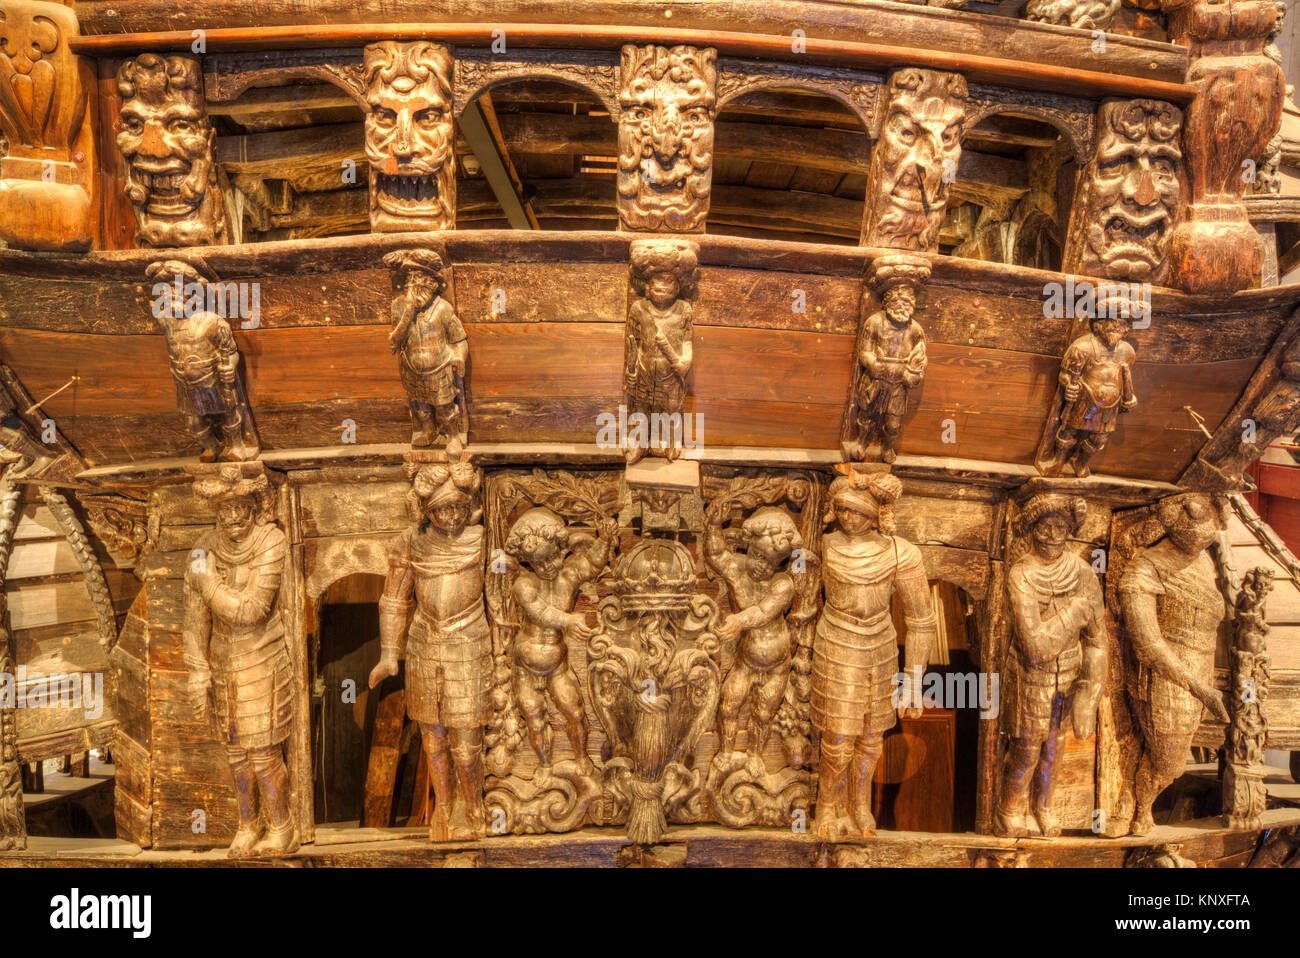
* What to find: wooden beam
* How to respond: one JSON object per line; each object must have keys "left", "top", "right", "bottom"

{"left": 216, "top": 122, "right": 362, "bottom": 174}
{"left": 208, "top": 84, "right": 359, "bottom": 117}
{"left": 458, "top": 95, "right": 539, "bottom": 230}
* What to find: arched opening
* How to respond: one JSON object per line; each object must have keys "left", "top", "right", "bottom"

{"left": 943, "top": 113, "right": 1079, "bottom": 272}
{"left": 709, "top": 88, "right": 869, "bottom": 244}
{"left": 457, "top": 79, "right": 618, "bottom": 231}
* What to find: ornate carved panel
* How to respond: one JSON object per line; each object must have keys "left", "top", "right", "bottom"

{"left": 716, "top": 58, "right": 881, "bottom": 136}
{"left": 455, "top": 48, "right": 619, "bottom": 117}
{"left": 964, "top": 84, "right": 1095, "bottom": 164}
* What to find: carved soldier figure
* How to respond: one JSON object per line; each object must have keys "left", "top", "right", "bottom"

{"left": 862, "top": 68, "right": 967, "bottom": 250}
{"left": 382, "top": 249, "right": 468, "bottom": 448}
{"left": 996, "top": 494, "right": 1107, "bottom": 838}
{"left": 1066, "top": 98, "right": 1183, "bottom": 283}
{"left": 705, "top": 502, "right": 803, "bottom": 764}
{"left": 116, "top": 54, "right": 227, "bottom": 247}
{"left": 184, "top": 463, "right": 296, "bottom": 857}
{"left": 503, "top": 507, "right": 617, "bottom": 776}
{"left": 811, "top": 471, "right": 936, "bottom": 839}
{"left": 617, "top": 44, "right": 717, "bottom": 232}
{"left": 847, "top": 257, "right": 929, "bottom": 463}
{"left": 363, "top": 41, "right": 456, "bottom": 232}
{"left": 1119, "top": 492, "right": 1231, "bottom": 836}
{"left": 1037, "top": 315, "right": 1137, "bottom": 478}
{"left": 146, "top": 259, "right": 260, "bottom": 462}
{"left": 624, "top": 238, "right": 698, "bottom": 462}
{"left": 369, "top": 442, "right": 492, "bottom": 841}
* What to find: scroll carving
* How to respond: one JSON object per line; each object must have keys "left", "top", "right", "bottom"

{"left": 79, "top": 492, "right": 154, "bottom": 572}
{"left": 996, "top": 493, "right": 1106, "bottom": 838}
{"left": 812, "top": 470, "right": 936, "bottom": 839}
{"left": 368, "top": 443, "right": 491, "bottom": 842}
{"left": 1063, "top": 99, "right": 1184, "bottom": 285}
{"left": 382, "top": 248, "right": 468, "bottom": 449}
{"left": 861, "top": 68, "right": 967, "bottom": 251}
{"left": 617, "top": 44, "right": 717, "bottom": 232}
{"left": 588, "top": 538, "right": 722, "bottom": 843}
{"left": 1223, "top": 567, "right": 1272, "bottom": 831}
{"left": 624, "top": 238, "right": 698, "bottom": 463}
{"left": 363, "top": 41, "right": 455, "bottom": 233}
{"left": 1164, "top": 0, "right": 1285, "bottom": 293}
{"left": 843, "top": 254, "right": 930, "bottom": 464}
{"left": 184, "top": 462, "right": 298, "bottom": 857}
{"left": 1035, "top": 314, "right": 1137, "bottom": 478}
{"left": 145, "top": 258, "right": 261, "bottom": 462}
{"left": 0, "top": 0, "right": 98, "bottom": 251}
{"left": 1116, "top": 492, "right": 1231, "bottom": 836}
{"left": 117, "top": 54, "right": 227, "bottom": 247}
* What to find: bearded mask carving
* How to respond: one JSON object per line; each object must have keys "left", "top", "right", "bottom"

{"left": 363, "top": 41, "right": 455, "bottom": 233}
{"left": 862, "top": 68, "right": 967, "bottom": 251}
{"left": 1071, "top": 98, "right": 1183, "bottom": 284}
{"left": 116, "top": 54, "right": 226, "bottom": 247}
{"left": 617, "top": 44, "right": 717, "bottom": 232}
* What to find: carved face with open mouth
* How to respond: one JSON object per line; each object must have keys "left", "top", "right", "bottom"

{"left": 116, "top": 54, "right": 225, "bottom": 247}
{"left": 617, "top": 44, "right": 716, "bottom": 232}
{"left": 363, "top": 41, "right": 455, "bottom": 232}
{"left": 1082, "top": 99, "right": 1183, "bottom": 283}
{"left": 865, "top": 69, "right": 967, "bottom": 251}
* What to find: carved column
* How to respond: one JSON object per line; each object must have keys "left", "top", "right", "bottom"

{"left": 0, "top": 0, "right": 99, "bottom": 251}
{"left": 362, "top": 42, "right": 456, "bottom": 232}
{"left": 616, "top": 44, "right": 717, "bottom": 233}
{"left": 1223, "top": 567, "right": 1272, "bottom": 831}
{"left": 860, "top": 68, "right": 967, "bottom": 251}
{"left": 1164, "top": 0, "right": 1285, "bottom": 293}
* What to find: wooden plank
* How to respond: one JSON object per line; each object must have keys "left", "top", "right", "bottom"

{"left": 361, "top": 682, "right": 407, "bottom": 828}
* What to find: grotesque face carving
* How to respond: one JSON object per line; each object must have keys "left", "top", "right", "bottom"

{"left": 116, "top": 54, "right": 226, "bottom": 247}
{"left": 863, "top": 69, "right": 967, "bottom": 251}
{"left": 363, "top": 41, "right": 455, "bottom": 233}
{"left": 617, "top": 44, "right": 716, "bottom": 232}
{"left": 1078, "top": 99, "right": 1183, "bottom": 283}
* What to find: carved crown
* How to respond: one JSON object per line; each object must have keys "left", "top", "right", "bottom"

{"left": 610, "top": 538, "right": 698, "bottom": 612}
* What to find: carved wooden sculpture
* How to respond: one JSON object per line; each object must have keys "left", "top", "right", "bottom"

{"left": 845, "top": 255, "right": 930, "bottom": 464}
{"left": 588, "top": 538, "right": 721, "bottom": 843}
{"left": 1063, "top": 99, "right": 1184, "bottom": 284}
{"left": 996, "top": 493, "right": 1106, "bottom": 838}
{"left": 79, "top": 492, "right": 154, "bottom": 572}
{"left": 1223, "top": 566, "right": 1272, "bottom": 831}
{"left": 812, "top": 470, "right": 936, "bottom": 839}
{"left": 117, "top": 54, "right": 227, "bottom": 247}
{"left": 862, "top": 68, "right": 967, "bottom": 250}
{"left": 617, "top": 44, "right": 717, "bottom": 232}
{"left": 369, "top": 442, "right": 491, "bottom": 842}
{"left": 363, "top": 41, "right": 455, "bottom": 233}
{"left": 145, "top": 258, "right": 261, "bottom": 462}
{"left": 1118, "top": 492, "right": 1231, "bottom": 836}
{"left": 382, "top": 248, "right": 468, "bottom": 448}
{"left": 184, "top": 462, "right": 297, "bottom": 857}
{"left": 1164, "top": 0, "right": 1285, "bottom": 293}
{"left": 1024, "top": 0, "right": 1122, "bottom": 29}
{"left": 0, "top": 0, "right": 98, "bottom": 251}
{"left": 624, "top": 237, "right": 698, "bottom": 463}
{"left": 0, "top": 387, "right": 53, "bottom": 481}
{"left": 1036, "top": 316, "right": 1137, "bottom": 478}
{"left": 0, "top": 474, "right": 24, "bottom": 851}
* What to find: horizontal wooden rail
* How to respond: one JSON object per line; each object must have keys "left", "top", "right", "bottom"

{"left": 69, "top": 22, "right": 1195, "bottom": 103}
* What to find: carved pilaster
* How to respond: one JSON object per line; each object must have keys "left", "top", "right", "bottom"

{"left": 0, "top": 0, "right": 98, "bottom": 251}
{"left": 1164, "top": 0, "right": 1285, "bottom": 293}
{"left": 1223, "top": 567, "right": 1272, "bottom": 831}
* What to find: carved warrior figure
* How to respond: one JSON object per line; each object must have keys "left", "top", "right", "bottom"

{"left": 369, "top": 442, "right": 491, "bottom": 841}
{"left": 996, "top": 494, "right": 1107, "bottom": 838}
{"left": 617, "top": 44, "right": 717, "bottom": 232}
{"left": 812, "top": 471, "right": 936, "bottom": 839}
{"left": 1036, "top": 315, "right": 1137, "bottom": 478}
{"left": 1223, "top": 567, "right": 1272, "bottom": 831}
{"left": 146, "top": 259, "right": 261, "bottom": 462}
{"left": 503, "top": 508, "right": 616, "bottom": 775}
{"left": 363, "top": 41, "right": 455, "bottom": 233}
{"left": 624, "top": 238, "right": 698, "bottom": 463}
{"left": 1119, "top": 493, "right": 1231, "bottom": 836}
{"left": 116, "top": 54, "right": 227, "bottom": 247}
{"left": 862, "top": 68, "right": 967, "bottom": 251}
{"left": 1024, "top": 0, "right": 1122, "bottom": 30}
{"left": 0, "top": 0, "right": 98, "bottom": 251}
{"left": 846, "top": 256, "right": 929, "bottom": 464}
{"left": 1067, "top": 98, "right": 1183, "bottom": 284}
{"left": 382, "top": 249, "right": 468, "bottom": 448}
{"left": 183, "top": 463, "right": 297, "bottom": 857}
